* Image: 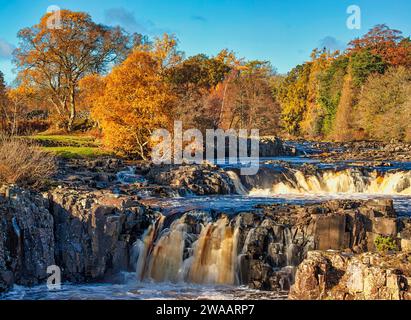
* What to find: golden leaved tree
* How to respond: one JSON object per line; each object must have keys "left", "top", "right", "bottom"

{"left": 92, "top": 35, "right": 179, "bottom": 159}
{"left": 14, "top": 10, "right": 135, "bottom": 131}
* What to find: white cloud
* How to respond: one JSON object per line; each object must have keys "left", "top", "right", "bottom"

{"left": 319, "top": 36, "right": 345, "bottom": 52}
{"left": 0, "top": 38, "right": 15, "bottom": 59}
{"left": 104, "top": 7, "right": 169, "bottom": 35}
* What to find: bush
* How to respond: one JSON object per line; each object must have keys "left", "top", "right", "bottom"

{"left": 0, "top": 136, "right": 56, "bottom": 188}
{"left": 374, "top": 236, "right": 398, "bottom": 253}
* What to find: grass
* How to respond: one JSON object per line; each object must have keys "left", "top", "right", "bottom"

{"left": 45, "top": 146, "right": 112, "bottom": 159}
{"left": 25, "top": 134, "right": 113, "bottom": 159}
{"left": 27, "top": 134, "right": 97, "bottom": 147}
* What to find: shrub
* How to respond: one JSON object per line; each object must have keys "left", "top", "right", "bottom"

{"left": 0, "top": 136, "right": 56, "bottom": 188}
{"left": 374, "top": 236, "right": 398, "bottom": 253}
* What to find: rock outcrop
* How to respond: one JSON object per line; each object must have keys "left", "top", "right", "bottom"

{"left": 1, "top": 177, "right": 410, "bottom": 300}
{"left": 147, "top": 163, "right": 236, "bottom": 195}
{"left": 0, "top": 185, "right": 55, "bottom": 292}
{"left": 235, "top": 199, "right": 402, "bottom": 291}
{"left": 310, "top": 140, "right": 411, "bottom": 162}
{"left": 259, "top": 137, "right": 296, "bottom": 157}
{"left": 289, "top": 251, "right": 411, "bottom": 300}
{"left": 49, "top": 187, "right": 158, "bottom": 282}
{"left": 0, "top": 184, "right": 159, "bottom": 293}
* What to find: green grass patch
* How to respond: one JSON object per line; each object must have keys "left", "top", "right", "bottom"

{"left": 22, "top": 134, "right": 113, "bottom": 159}
{"left": 27, "top": 134, "right": 99, "bottom": 147}
{"left": 44, "top": 146, "right": 112, "bottom": 159}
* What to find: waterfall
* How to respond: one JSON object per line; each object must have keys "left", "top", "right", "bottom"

{"left": 135, "top": 214, "right": 241, "bottom": 285}
{"left": 187, "top": 216, "right": 241, "bottom": 285}
{"left": 249, "top": 169, "right": 411, "bottom": 196}
{"left": 135, "top": 215, "right": 165, "bottom": 280}
{"left": 226, "top": 171, "right": 248, "bottom": 195}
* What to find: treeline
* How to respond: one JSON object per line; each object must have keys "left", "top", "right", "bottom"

{"left": 277, "top": 24, "right": 411, "bottom": 142}
{"left": 0, "top": 10, "right": 410, "bottom": 159}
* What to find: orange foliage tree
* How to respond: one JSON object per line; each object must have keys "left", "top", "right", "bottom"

{"left": 14, "top": 9, "right": 135, "bottom": 131}
{"left": 91, "top": 35, "right": 179, "bottom": 159}
{"left": 348, "top": 24, "right": 411, "bottom": 67}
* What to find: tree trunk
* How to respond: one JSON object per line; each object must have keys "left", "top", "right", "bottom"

{"left": 67, "top": 87, "right": 76, "bottom": 132}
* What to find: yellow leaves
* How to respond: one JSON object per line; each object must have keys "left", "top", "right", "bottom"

{"left": 79, "top": 74, "right": 105, "bottom": 110}
{"left": 16, "top": 9, "right": 132, "bottom": 130}
{"left": 7, "top": 85, "right": 34, "bottom": 105}
{"left": 91, "top": 44, "right": 177, "bottom": 158}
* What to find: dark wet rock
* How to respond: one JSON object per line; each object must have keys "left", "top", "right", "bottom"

{"left": 310, "top": 141, "right": 411, "bottom": 162}
{"left": 0, "top": 185, "right": 55, "bottom": 292}
{"left": 259, "top": 137, "right": 295, "bottom": 157}
{"left": 0, "top": 183, "right": 161, "bottom": 294}
{"left": 49, "top": 187, "right": 158, "bottom": 282}
{"left": 146, "top": 163, "right": 236, "bottom": 195}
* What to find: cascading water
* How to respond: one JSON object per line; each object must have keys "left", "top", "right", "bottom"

{"left": 226, "top": 170, "right": 248, "bottom": 195}
{"left": 116, "top": 166, "right": 147, "bottom": 185}
{"left": 135, "top": 216, "right": 165, "bottom": 280}
{"left": 187, "top": 217, "right": 241, "bottom": 285}
{"left": 135, "top": 214, "right": 241, "bottom": 286}
{"left": 250, "top": 168, "right": 411, "bottom": 196}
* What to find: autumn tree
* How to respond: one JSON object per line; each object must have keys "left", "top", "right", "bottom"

{"left": 217, "top": 60, "right": 280, "bottom": 134}
{"left": 348, "top": 24, "right": 411, "bottom": 67}
{"left": 278, "top": 63, "right": 311, "bottom": 135}
{"left": 78, "top": 73, "right": 105, "bottom": 121}
{"left": 0, "top": 72, "right": 8, "bottom": 132}
{"left": 6, "top": 86, "right": 37, "bottom": 135}
{"left": 301, "top": 49, "right": 334, "bottom": 138}
{"left": 331, "top": 73, "right": 355, "bottom": 141}
{"left": 167, "top": 52, "right": 232, "bottom": 130}
{"left": 357, "top": 66, "right": 411, "bottom": 141}
{"left": 14, "top": 9, "right": 136, "bottom": 131}
{"left": 91, "top": 35, "right": 179, "bottom": 158}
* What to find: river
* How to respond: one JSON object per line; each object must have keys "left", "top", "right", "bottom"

{"left": 2, "top": 153, "right": 411, "bottom": 300}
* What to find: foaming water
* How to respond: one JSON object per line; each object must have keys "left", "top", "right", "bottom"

{"left": 1, "top": 275, "right": 286, "bottom": 300}
{"left": 250, "top": 169, "right": 411, "bottom": 195}
{"left": 187, "top": 217, "right": 240, "bottom": 285}
{"left": 226, "top": 171, "right": 248, "bottom": 195}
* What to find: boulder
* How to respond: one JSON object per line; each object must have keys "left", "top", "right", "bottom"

{"left": 147, "top": 163, "right": 236, "bottom": 195}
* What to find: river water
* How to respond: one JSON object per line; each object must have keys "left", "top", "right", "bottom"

{"left": 2, "top": 154, "right": 411, "bottom": 300}
{"left": 2, "top": 276, "right": 286, "bottom": 300}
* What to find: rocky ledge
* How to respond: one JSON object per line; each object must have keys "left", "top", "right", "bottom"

{"left": 310, "top": 140, "right": 411, "bottom": 162}
{"left": 234, "top": 198, "right": 410, "bottom": 292}
{"left": 0, "top": 185, "right": 158, "bottom": 292}
{"left": 290, "top": 251, "right": 411, "bottom": 300}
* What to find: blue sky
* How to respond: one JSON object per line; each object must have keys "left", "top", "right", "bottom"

{"left": 0, "top": 0, "right": 411, "bottom": 84}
